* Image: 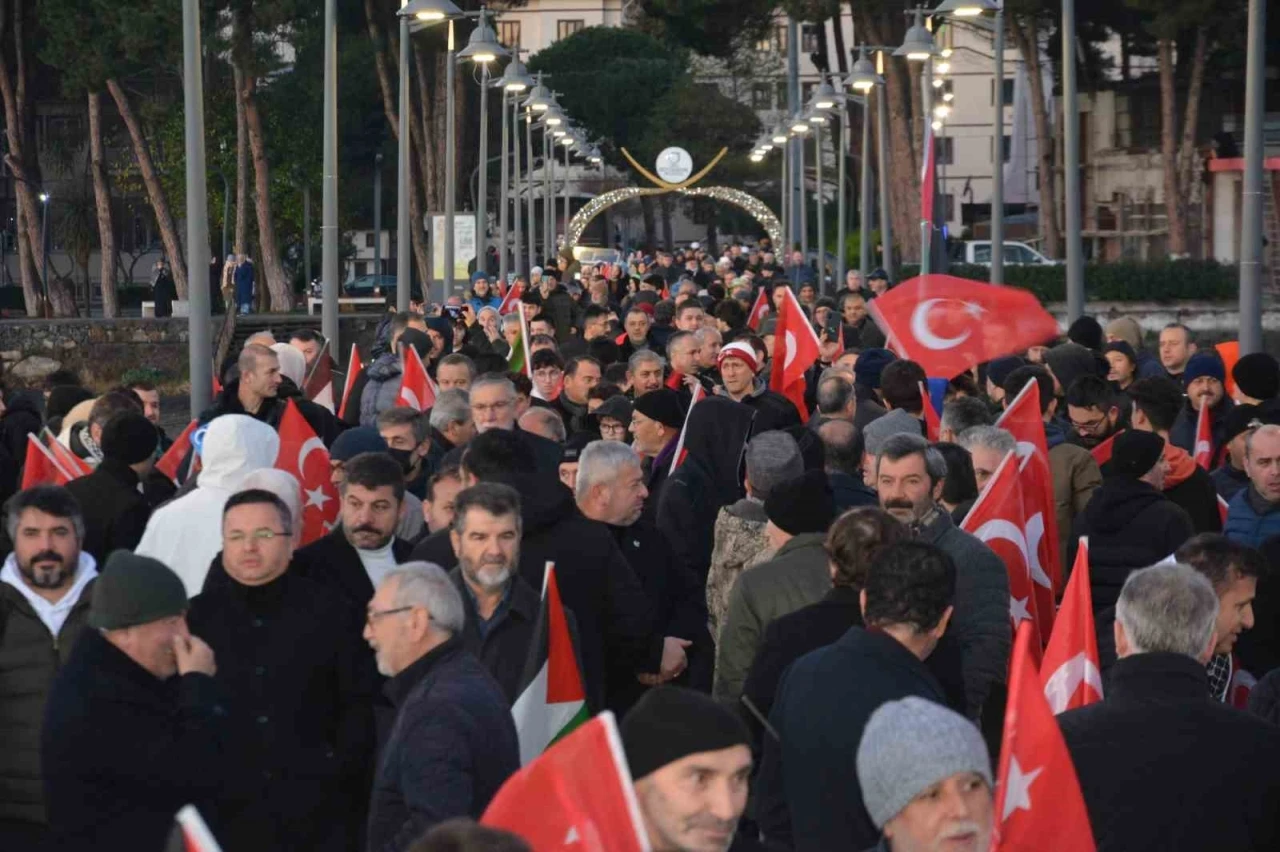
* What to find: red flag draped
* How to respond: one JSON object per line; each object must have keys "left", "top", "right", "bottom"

{"left": 669, "top": 384, "right": 705, "bottom": 475}
{"left": 961, "top": 450, "right": 1043, "bottom": 646}
{"left": 498, "top": 281, "right": 524, "bottom": 315}
{"left": 337, "top": 344, "right": 363, "bottom": 422}
{"left": 769, "top": 286, "right": 820, "bottom": 419}
{"left": 867, "top": 275, "right": 1060, "bottom": 380}
{"left": 303, "top": 341, "right": 336, "bottom": 413}
{"left": 1041, "top": 539, "right": 1103, "bottom": 714}
{"left": 396, "top": 344, "right": 437, "bottom": 411}
{"left": 1089, "top": 431, "right": 1119, "bottom": 467}
{"left": 920, "top": 381, "right": 940, "bottom": 441}
{"left": 41, "top": 428, "right": 91, "bottom": 478}
{"left": 482, "top": 713, "right": 648, "bottom": 852}
{"left": 274, "top": 400, "right": 339, "bottom": 545}
{"left": 997, "top": 379, "right": 1061, "bottom": 636}
{"left": 1193, "top": 401, "right": 1213, "bottom": 470}
{"left": 993, "top": 622, "right": 1097, "bottom": 852}
{"left": 21, "top": 435, "right": 72, "bottom": 489}
{"left": 155, "top": 419, "right": 199, "bottom": 484}
{"left": 747, "top": 287, "right": 771, "bottom": 331}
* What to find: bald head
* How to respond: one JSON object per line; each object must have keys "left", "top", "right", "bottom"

{"left": 518, "top": 407, "right": 566, "bottom": 443}
{"left": 818, "top": 418, "right": 864, "bottom": 477}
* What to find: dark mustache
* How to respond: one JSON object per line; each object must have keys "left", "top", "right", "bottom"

{"left": 29, "top": 551, "right": 65, "bottom": 565}
{"left": 351, "top": 525, "right": 383, "bottom": 535}
{"left": 882, "top": 499, "right": 914, "bottom": 511}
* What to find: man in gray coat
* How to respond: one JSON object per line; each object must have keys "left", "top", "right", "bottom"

{"left": 713, "top": 470, "right": 836, "bottom": 703}
{"left": 874, "top": 433, "right": 1011, "bottom": 719}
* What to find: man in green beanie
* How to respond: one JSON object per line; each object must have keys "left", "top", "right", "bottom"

{"left": 41, "top": 550, "right": 230, "bottom": 852}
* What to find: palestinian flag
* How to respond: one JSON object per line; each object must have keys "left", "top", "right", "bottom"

{"left": 506, "top": 304, "right": 533, "bottom": 378}
{"left": 511, "top": 563, "right": 588, "bottom": 765}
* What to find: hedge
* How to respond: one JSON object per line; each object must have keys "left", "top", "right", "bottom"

{"left": 894, "top": 260, "right": 1238, "bottom": 303}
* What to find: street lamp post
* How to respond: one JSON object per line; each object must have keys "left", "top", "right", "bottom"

{"left": 849, "top": 47, "right": 884, "bottom": 286}
{"left": 38, "top": 193, "right": 49, "bottom": 317}
{"left": 496, "top": 55, "right": 532, "bottom": 283}
{"left": 511, "top": 96, "right": 522, "bottom": 278}
{"left": 522, "top": 76, "right": 553, "bottom": 268}
{"left": 834, "top": 83, "right": 849, "bottom": 292}
{"left": 458, "top": 10, "right": 510, "bottom": 289}
{"left": 791, "top": 114, "right": 810, "bottom": 262}
{"left": 808, "top": 111, "right": 827, "bottom": 293}
{"left": 373, "top": 151, "right": 383, "bottom": 282}
{"left": 322, "top": 0, "right": 339, "bottom": 354}
{"left": 395, "top": 1, "right": 412, "bottom": 312}
{"left": 181, "top": 0, "right": 212, "bottom": 417}
{"left": 895, "top": 10, "right": 939, "bottom": 274}
{"left": 1239, "top": 0, "right": 1266, "bottom": 354}
{"left": 1062, "top": 0, "right": 1084, "bottom": 320}
{"left": 498, "top": 87, "right": 509, "bottom": 285}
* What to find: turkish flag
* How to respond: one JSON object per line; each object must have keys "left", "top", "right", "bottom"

{"left": 396, "top": 343, "right": 437, "bottom": 411}
{"left": 21, "top": 434, "right": 72, "bottom": 489}
{"left": 1193, "top": 402, "right": 1213, "bottom": 470}
{"left": 1041, "top": 538, "right": 1103, "bottom": 714}
{"left": 337, "top": 344, "right": 363, "bottom": 422}
{"left": 482, "top": 712, "right": 648, "bottom": 852}
{"left": 41, "top": 428, "right": 91, "bottom": 478}
{"left": 993, "top": 621, "right": 1097, "bottom": 852}
{"left": 961, "top": 450, "right": 1042, "bottom": 646}
{"left": 304, "top": 342, "right": 336, "bottom": 413}
{"left": 669, "top": 383, "right": 705, "bottom": 476}
{"left": 747, "top": 287, "right": 771, "bottom": 331}
{"left": 867, "top": 275, "right": 1060, "bottom": 380}
{"left": 920, "top": 381, "right": 940, "bottom": 441}
{"left": 275, "top": 400, "right": 339, "bottom": 545}
{"left": 499, "top": 281, "right": 524, "bottom": 315}
{"left": 769, "top": 285, "right": 820, "bottom": 420}
{"left": 1089, "top": 431, "right": 1119, "bottom": 467}
{"left": 155, "top": 419, "right": 199, "bottom": 485}
{"left": 997, "top": 378, "right": 1060, "bottom": 636}
{"left": 665, "top": 371, "right": 686, "bottom": 391}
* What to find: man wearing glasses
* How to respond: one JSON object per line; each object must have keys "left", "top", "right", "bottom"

{"left": 187, "top": 488, "right": 377, "bottom": 850}
{"left": 467, "top": 373, "right": 561, "bottom": 475}
{"left": 1065, "top": 375, "right": 1127, "bottom": 450}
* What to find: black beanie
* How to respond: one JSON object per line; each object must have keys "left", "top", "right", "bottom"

{"left": 632, "top": 389, "right": 686, "bottom": 430}
{"left": 46, "top": 385, "right": 93, "bottom": 424}
{"left": 88, "top": 551, "right": 188, "bottom": 630}
{"left": 764, "top": 469, "right": 836, "bottom": 536}
{"left": 398, "top": 328, "right": 432, "bottom": 359}
{"left": 100, "top": 412, "right": 159, "bottom": 465}
{"left": 621, "top": 686, "right": 751, "bottom": 781}
{"left": 1234, "top": 353, "right": 1280, "bottom": 401}
{"left": 1067, "top": 316, "right": 1104, "bottom": 352}
{"left": 1109, "top": 430, "right": 1165, "bottom": 481}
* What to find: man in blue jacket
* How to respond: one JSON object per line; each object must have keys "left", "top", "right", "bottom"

{"left": 1225, "top": 424, "right": 1280, "bottom": 548}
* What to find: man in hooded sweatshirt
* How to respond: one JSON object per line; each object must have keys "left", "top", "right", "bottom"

{"left": 356, "top": 328, "right": 433, "bottom": 429}
{"left": 1127, "top": 376, "right": 1223, "bottom": 533}
{"left": 135, "top": 414, "right": 281, "bottom": 596}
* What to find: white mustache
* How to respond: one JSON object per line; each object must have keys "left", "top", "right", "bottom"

{"left": 939, "top": 821, "right": 982, "bottom": 841}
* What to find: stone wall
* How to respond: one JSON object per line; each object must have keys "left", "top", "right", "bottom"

{"left": 0, "top": 316, "right": 385, "bottom": 389}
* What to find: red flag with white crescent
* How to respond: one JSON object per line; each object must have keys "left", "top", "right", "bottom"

{"left": 303, "top": 341, "right": 336, "bottom": 413}
{"left": 396, "top": 343, "right": 437, "bottom": 412}
{"left": 41, "top": 428, "right": 91, "bottom": 478}
{"left": 867, "top": 275, "right": 1060, "bottom": 380}
{"left": 669, "top": 383, "right": 705, "bottom": 476}
{"left": 961, "top": 450, "right": 1043, "bottom": 646}
{"left": 337, "top": 344, "right": 363, "bottom": 422}
{"left": 21, "top": 434, "right": 73, "bottom": 489}
{"left": 1041, "top": 538, "right": 1103, "bottom": 714}
{"left": 274, "top": 400, "right": 339, "bottom": 545}
{"left": 1193, "top": 401, "right": 1213, "bottom": 470}
{"left": 768, "top": 285, "right": 820, "bottom": 420}
{"left": 747, "top": 287, "right": 771, "bottom": 331}
{"left": 498, "top": 281, "right": 524, "bottom": 315}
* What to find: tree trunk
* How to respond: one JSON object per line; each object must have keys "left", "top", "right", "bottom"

{"left": 640, "top": 194, "right": 657, "bottom": 250}
{"left": 239, "top": 73, "right": 291, "bottom": 311}
{"left": 1174, "top": 26, "right": 1209, "bottom": 257}
{"left": 1157, "top": 39, "right": 1183, "bottom": 256}
{"left": 862, "top": 12, "right": 921, "bottom": 265}
{"left": 1012, "top": 19, "right": 1061, "bottom": 258}
{"left": 407, "top": 147, "right": 431, "bottom": 288}
{"left": 233, "top": 64, "right": 249, "bottom": 256}
{"left": 660, "top": 194, "right": 673, "bottom": 249}
{"left": 106, "top": 79, "right": 189, "bottom": 299}
{"left": 88, "top": 91, "right": 118, "bottom": 318}
{"left": 0, "top": 5, "right": 34, "bottom": 314}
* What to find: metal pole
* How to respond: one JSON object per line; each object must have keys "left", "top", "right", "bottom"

{"left": 220, "top": 173, "right": 229, "bottom": 263}
{"left": 920, "top": 57, "right": 934, "bottom": 276}
{"left": 545, "top": 133, "right": 554, "bottom": 258}
{"left": 1062, "top": 0, "right": 1084, "bottom": 320}
{"left": 41, "top": 199, "right": 48, "bottom": 312}
{"left": 322, "top": 0, "right": 339, "bottom": 355}
{"left": 990, "top": 5, "right": 1006, "bottom": 284}
{"left": 787, "top": 23, "right": 802, "bottom": 251}
{"left": 525, "top": 107, "right": 537, "bottom": 272}
{"left": 498, "top": 88, "right": 509, "bottom": 285}
{"left": 444, "top": 20, "right": 457, "bottom": 300}
{"left": 836, "top": 98, "right": 848, "bottom": 292}
{"left": 860, "top": 97, "right": 873, "bottom": 284}
{"left": 373, "top": 151, "right": 383, "bottom": 280}
{"left": 877, "top": 79, "right": 895, "bottom": 281}
{"left": 799, "top": 130, "right": 808, "bottom": 260}
{"left": 815, "top": 121, "right": 825, "bottom": 293}
{"left": 1239, "top": 0, "right": 1266, "bottom": 354}
{"left": 396, "top": 12, "right": 411, "bottom": 312}
{"left": 304, "top": 185, "right": 311, "bottom": 291}
{"left": 562, "top": 143, "right": 570, "bottom": 253}
{"left": 511, "top": 97, "right": 522, "bottom": 278}
{"left": 781, "top": 140, "right": 790, "bottom": 248}
{"left": 477, "top": 61, "right": 490, "bottom": 285}
{"left": 182, "top": 0, "right": 212, "bottom": 417}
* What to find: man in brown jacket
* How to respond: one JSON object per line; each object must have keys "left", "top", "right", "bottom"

{"left": 1003, "top": 365, "right": 1102, "bottom": 572}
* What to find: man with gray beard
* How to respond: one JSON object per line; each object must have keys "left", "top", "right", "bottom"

{"left": 447, "top": 483, "right": 552, "bottom": 704}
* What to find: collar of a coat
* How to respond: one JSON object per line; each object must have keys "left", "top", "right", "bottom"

{"left": 774, "top": 531, "right": 828, "bottom": 558}
{"left": 1107, "top": 651, "right": 1211, "bottom": 704}
{"left": 383, "top": 633, "right": 464, "bottom": 707}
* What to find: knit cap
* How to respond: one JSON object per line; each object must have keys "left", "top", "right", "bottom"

{"left": 88, "top": 551, "right": 188, "bottom": 630}
{"left": 1183, "top": 352, "right": 1226, "bottom": 387}
{"left": 632, "top": 389, "right": 685, "bottom": 430}
{"left": 621, "top": 686, "right": 751, "bottom": 781}
{"left": 100, "top": 412, "right": 159, "bottom": 465}
{"left": 764, "top": 469, "right": 836, "bottom": 536}
{"left": 1233, "top": 353, "right": 1280, "bottom": 400}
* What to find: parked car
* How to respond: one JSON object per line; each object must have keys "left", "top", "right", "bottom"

{"left": 342, "top": 274, "right": 421, "bottom": 301}
{"left": 951, "top": 240, "right": 1060, "bottom": 266}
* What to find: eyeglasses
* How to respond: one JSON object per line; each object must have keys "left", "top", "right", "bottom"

{"left": 600, "top": 423, "right": 627, "bottom": 438}
{"left": 1069, "top": 416, "right": 1108, "bottom": 434}
{"left": 225, "top": 528, "right": 291, "bottom": 545}
{"left": 366, "top": 606, "right": 414, "bottom": 625}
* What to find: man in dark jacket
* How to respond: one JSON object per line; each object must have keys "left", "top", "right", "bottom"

{"left": 1127, "top": 377, "right": 1223, "bottom": 533}
{"left": 716, "top": 342, "right": 802, "bottom": 433}
{"left": 630, "top": 388, "right": 684, "bottom": 524}
{"left": 43, "top": 552, "right": 232, "bottom": 852}
{"left": 188, "top": 489, "right": 376, "bottom": 851}
{"left": 203, "top": 344, "right": 343, "bottom": 447}
{"left": 1170, "top": 352, "right": 1235, "bottom": 460}
{"left": 1071, "top": 429, "right": 1196, "bottom": 615}
{"left": 63, "top": 412, "right": 157, "bottom": 563}
{"left": 296, "top": 452, "right": 416, "bottom": 610}
{"left": 411, "top": 429, "right": 670, "bottom": 712}
{"left": 364, "top": 563, "right": 518, "bottom": 850}
{"left": 537, "top": 273, "right": 580, "bottom": 345}
{"left": 0, "top": 486, "right": 98, "bottom": 848}
{"left": 875, "top": 433, "right": 1011, "bottom": 719}
{"left": 1225, "top": 424, "right": 1280, "bottom": 549}
{"left": 575, "top": 441, "right": 710, "bottom": 712}
{"left": 1213, "top": 404, "right": 1262, "bottom": 501}
{"left": 819, "top": 419, "right": 878, "bottom": 510}
{"left": 0, "top": 389, "right": 42, "bottom": 489}
{"left": 1058, "top": 563, "right": 1280, "bottom": 851}
{"left": 755, "top": 541, "right": 958, "bottom": 851}
{"left": 343, "top": 314, "right": 430, "bottom": 426}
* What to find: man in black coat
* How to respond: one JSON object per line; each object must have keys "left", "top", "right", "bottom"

{"left": 202, "top": 344, "right": 344, "bottom": 447}
{"left": 365, "top": 563, "right": 518, "bottom": 850}
{"left": 1127, "top": 377, "right": 1223, "bottom": 533}
{"left": 410, "top": 429, "right": 670, "bottom": 712}
{"left": 468, "top": 373, "right": 562, "bottom": 475}
{"left": 63, "top": 412, "right": 157, "bottom": 563}
{"left": 1058, "top": 563, "right": 1280, "bottom": 851}
{"left": 1169, "top": 352, "right": 1235, "bottom": 461}
{"left": 188, "top": 490, "right": 377, "bottom": 852}
{"left": 817, "top": 419, "right": 878, "bottom": 511}
{"left": 574, "top": 440, "right": 711, "bottom": 713}
{"left": 295, "top": 452, "right": 417, "bottom": 611}
{"left": 43, "top": 552, "right": 234, "bottom": 852}
{"left": 754, "top": 541, "right": 958, "bottom": 851}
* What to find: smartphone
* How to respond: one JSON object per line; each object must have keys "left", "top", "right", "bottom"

{"left": 824, "top": 314, "right": 841, "bottom": 341}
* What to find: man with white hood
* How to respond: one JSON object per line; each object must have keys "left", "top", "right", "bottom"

{"left": 135, "top": 414, "right": 281, "bottom": 596}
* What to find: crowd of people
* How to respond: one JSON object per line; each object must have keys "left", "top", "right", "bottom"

{"left": 2, "top": 237, "right": 1280, "bottom": 852}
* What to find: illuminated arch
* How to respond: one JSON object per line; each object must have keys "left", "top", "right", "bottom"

{"left": 566, "top": 186, "right": 782, "bottom": 252}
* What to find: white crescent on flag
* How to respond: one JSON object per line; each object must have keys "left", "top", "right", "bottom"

{"left": 1043, "top": 651, "right": 1105, "bottom": 715}
{"left": 400, "top": 388, "right": 421, "bottom": 410}
{"left": 910, "top": 299, "right": 972, "bottom": 351}
{"left": 783, "top": 331, "right": 798, "bottom": 370}
{"left": 298, "top": 436, "right": 325, "bottom": 473}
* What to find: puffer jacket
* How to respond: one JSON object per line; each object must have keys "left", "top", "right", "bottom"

{"left": 358, "top": 353, "right": 404, "bottom": 428}
{"left": 1224, "top": 486, "right": 1280, "bottom": 550}
{"left": 706, "top": 498, "right": 774, "bottom": 643}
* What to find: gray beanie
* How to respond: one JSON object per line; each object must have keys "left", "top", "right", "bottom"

{"left": 88, "top": 551, "right": 189, "bottom": 630}
{"left": 863, "top": 408, "right": 926, "bottom": 457}
{"left": 856, "top": 697, "right": 992, "bottom": 829}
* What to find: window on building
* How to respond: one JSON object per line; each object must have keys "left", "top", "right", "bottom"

{"left": 941, "top": 193, "right": 955, "bottom": 223}
{"left": 801, "top": 23, "right": 822, "bottom": 54}
{"left": 365, "top": 233, "right": 375, "bottom": 248}
{"left": 774, "top": 25, "right": 788, "bottom": 56}
{"left": 751, "top": 83, "right": 773, "bottom": 110}
{"left": 992, "top": 78, "right": 1015, "bottom": 105}
{"left": 498, "top": 20, "right": 521, "bottom": 50}
{"left": 935, "top": 136, "right": 954, "bottom": 166}
{"left": 801, "top": 81, "right": 816, "bottom": 104}
{"left": 1002, "top": 134, "right": 1012, "bottom": 162}
{"left": 775, "top": 81, "right": 789, "bottom": 108}
{"left": 556, "top": 19, "right": 583, "bottom": 40}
